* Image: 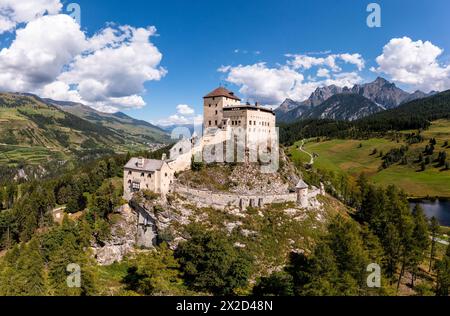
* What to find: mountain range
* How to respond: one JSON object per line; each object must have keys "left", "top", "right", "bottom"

{"left": 275, "top": 77, "right": 438, "bottom": 122}
{"left": 45, "top": 98, "right": 169, "bottom": 144}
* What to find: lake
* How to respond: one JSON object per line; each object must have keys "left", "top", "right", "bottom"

{"left": 409, "top": 200, "right": 450, "bottom": 227}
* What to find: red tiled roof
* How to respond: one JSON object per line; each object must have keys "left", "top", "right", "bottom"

{"left": 203, "top": 87, "right": 241, "bottom": 101}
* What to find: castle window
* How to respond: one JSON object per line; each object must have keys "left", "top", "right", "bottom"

{"left": 215, "top": 120, "right": 217, "bottom": 125}
{"left": 148, "top": 173, "right": 152, "bottom": 178}
{"left": 128, "top": 180, "right": 131, "bottom": 184}
{"left": 128, "top": 171, "right": 132, "bottom": 175}
{"left": 141, "top": 173, "right": 145, "bottom": 177}
{"left": 165, "top": 173, "right": 168, "bottom": 177}
{"left": 215, "top": 110, "right": 218, "bottom": 115}
{"left": 249, "top": 121, "right": 252, "bottom": 125}
{"left": 209, "top": 121, "right": 211, "bottom": 126}
{"left": 209, "top": 104, "right": 211, "bottom": 107}
{"left": 254, "top": 121, "right": 256, "bottom": 125}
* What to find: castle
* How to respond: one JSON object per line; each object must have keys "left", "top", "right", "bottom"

{"left": 123, "top": 87, "right": 314, "bottom": 208}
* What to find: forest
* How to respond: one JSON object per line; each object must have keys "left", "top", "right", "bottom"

{"left": 0, "top": 146, "right": 449, "bottom": 295}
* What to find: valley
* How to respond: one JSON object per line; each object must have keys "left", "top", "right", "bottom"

{"left": 0, "top": 93, "right": 169, "bottom": 168}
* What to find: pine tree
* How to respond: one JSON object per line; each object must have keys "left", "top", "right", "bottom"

{"left": 429, "top": 217, "right": 440, "bottom": 272}
{"left": 16, "top": 238, "right": 47, "bottom": 296}
{"left": 436, "top": 245, "right": 450, "bottom": 296}
{"left": 409, "top": 205, "right": 430, "bottom": 288}
{"left": 124, "top": 243, "right": 184, "bottom": 295}
{"left": 0, "top": 186, "right": 5, "bottom": 210}
{"left": 5, "top": 184, "right": 17, "bottom": 209}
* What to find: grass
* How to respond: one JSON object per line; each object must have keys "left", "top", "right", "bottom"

{"left": 289, "top": 120, "right": 450, "bottom": 198}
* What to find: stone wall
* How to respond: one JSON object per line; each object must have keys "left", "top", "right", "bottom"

{"left": 173, "top": 184, "right": 297, "bottom": 210}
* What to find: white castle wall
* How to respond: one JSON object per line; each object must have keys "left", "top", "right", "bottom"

{"left": 173, "top": 184, "right": 298, "bottom": 210}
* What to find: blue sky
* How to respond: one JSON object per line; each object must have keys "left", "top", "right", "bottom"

{"left": 0, "top": 0, "right": 449, "bottom": 125}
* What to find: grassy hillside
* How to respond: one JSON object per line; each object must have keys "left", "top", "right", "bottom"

{"left": 46, "top": 99, "right": 170, "bottom": 144}
{"left": 289, "top": 119, "right": 450, "bottom": 198}
{"left": 0, "top": 93, "right": 156, "bottom": 167}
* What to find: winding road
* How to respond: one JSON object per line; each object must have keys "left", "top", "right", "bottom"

{"left": 299, "top": 139, "right": 315, "bottom": 166}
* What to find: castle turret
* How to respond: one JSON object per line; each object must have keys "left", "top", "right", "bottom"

{"left": 296, "top": 180, "right": 309, "bottom": 208}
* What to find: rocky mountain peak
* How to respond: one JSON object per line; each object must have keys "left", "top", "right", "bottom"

{"left": 275, "top": 77, "right": 438, "bottom": 123}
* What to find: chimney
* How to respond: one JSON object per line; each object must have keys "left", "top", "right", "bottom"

{"left": 255, "top": 102, "right": 259, "bottom": 107}
{"left": 161, "top": 153, "right": 167, "bottom": 161}
{"left": 137, "top": 157, "right": 144, "bottom": 168}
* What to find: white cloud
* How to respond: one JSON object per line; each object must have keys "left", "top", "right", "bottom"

{"left": 286, "top": 53, "right": 365, "bottom": 72}
{"left": 317, "top": 68, "right": 330, "bottom": 78}
{"left": 56, "top": 25, "right": 166, "bottom": 111}
{"left": 339, "top": 53, "right": 365, "bottom": 71}
{"left": 372, "top": 37, "right": 450, "bottom": 92}
{"left": 219, "top": 63, "right": 305, "bottom": 104}
{"left": 0, "top": 14, "right": 86, "bottom": 92}
{"left": 219, "top": 52, "right": 364, "bottom": 105}
{"left": 176, "top": 104, "right": 195, "bottom": 115}
{"left": 286, "top": 54, "right": 331, "bottom": 71}
{"left": 157, "top": 104, "right": 201, "bottom": 126}
{"left": 0, "top": 11, "right": 167, "bottom": 113}
{"left": 0, "top": 0, "right": 62, "bottom": 33}
{"left": 157, "top": 114, "right": 202, "bottom": 126}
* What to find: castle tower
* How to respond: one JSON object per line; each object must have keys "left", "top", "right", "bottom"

{"left": 296, "top": 180, "right": 309, "bottom": 208}
{"left": 203, "top": 87, "right": 241, "bottom": 130}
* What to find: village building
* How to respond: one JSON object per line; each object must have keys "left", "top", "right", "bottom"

{"left": 123, "top": 157, "right": 174, "bottom": 200}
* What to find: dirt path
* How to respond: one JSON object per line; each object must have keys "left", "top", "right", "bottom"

{"left": 433, "top": 237, "right": 449, "bottom": 246}
{"left": 299, "top": 139, "right": 314, "bottom": 165}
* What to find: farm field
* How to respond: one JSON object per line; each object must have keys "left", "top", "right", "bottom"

{"left": 289, "top": 120, "right": 450, "bottom": 198}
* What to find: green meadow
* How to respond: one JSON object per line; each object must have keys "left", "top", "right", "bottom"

{"left": 289, "top": 120, "right": 450, "bottom": 198}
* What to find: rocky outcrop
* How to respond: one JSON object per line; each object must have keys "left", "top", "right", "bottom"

{"left": 351, "top": 77, "right": 410, "bottom": 109}
{"left": 92, "top": 204, "right": 137, "bottom": 265}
